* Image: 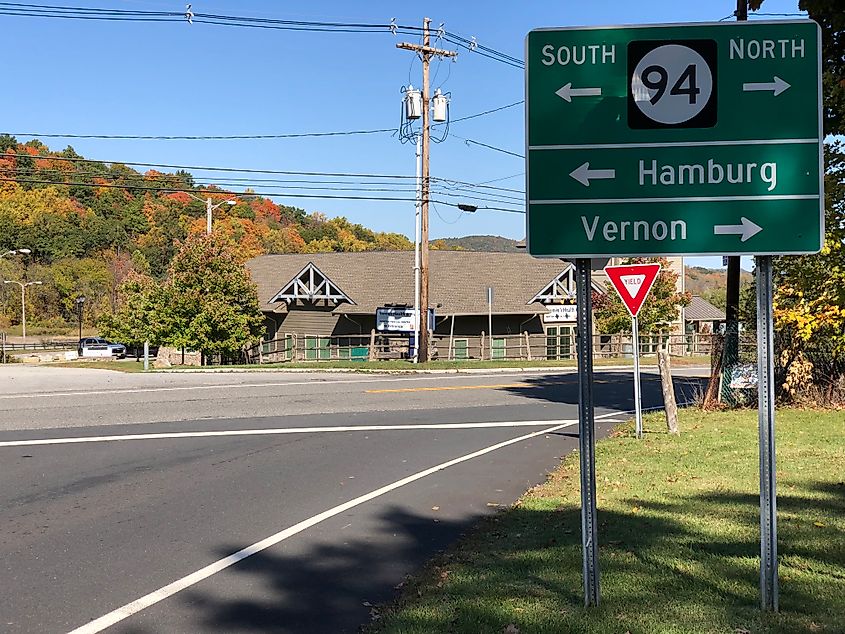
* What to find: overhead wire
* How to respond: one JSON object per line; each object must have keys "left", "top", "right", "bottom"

{"left": 449, "top": 134, "right": 524, "bottom": 159}
{"left": 0, "top": 3, "right": 528, "bottom": 71}
{"left": 0, "top": 151, "right": 526, "bottom": 196}
{"left": 0, "top": 175, "right": 524, "bottom": 213}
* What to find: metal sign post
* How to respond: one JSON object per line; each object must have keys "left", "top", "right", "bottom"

{"left": 604, "top": 263, "right": 661, "bottom": 440}
{"left": 756, "top": 255, "right": 778, "bottom": 610}
{"left": 632, "top": 315, "right": 643, "bottom": 439}
{"left": 575, "top": 258, "right": 600, "bottom": 606}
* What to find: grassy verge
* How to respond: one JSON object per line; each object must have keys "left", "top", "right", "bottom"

{"left": 51, "top": 359, "right": 147, "bottom": 372}
{"left": 371, "top": 409, "right": 845, "bottom": 633}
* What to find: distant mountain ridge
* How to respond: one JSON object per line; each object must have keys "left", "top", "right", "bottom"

{"left": 436, "top": 235, "right": 522, "bottom": 252}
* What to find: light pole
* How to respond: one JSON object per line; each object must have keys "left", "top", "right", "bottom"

{"left": 75, "top": 296, "right": 86, "bottom": 342}
{"left": 3, "top": 280, "right": 42, "bottom": 344}
{"left": 184, "top": 193, "right": 237, "bottom": 235}
{"left": 0, "top": 248, "right": 31, "bottom": 259}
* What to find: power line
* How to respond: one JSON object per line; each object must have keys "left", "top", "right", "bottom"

{"left": 449, "top": 134, "right": 524, "bottom": 158}
{"left": 1, "top": 3, "right": 528, "bottom": 72}
{"left": 5, "top": 164, "right": 525, "bottom": 206}
{"left": 3, "top": 100, "right": 522, "bottom": 141}
{"left": 3, "top": 128, "right": 397, "bottom": 141}
{"left": 0, "top": 3, "right": 424, "bottom": 34}
{"left": 0, "top": 151, "right": 419, "bottom": 179}
{"left": 0, "top": 175, "right": 524, "bottom": 213}
{"left": 0, "top": 151, "right": 527, "bottom": 196}
{"left": 443, "top": 100, "right": 523, "bottom": 125}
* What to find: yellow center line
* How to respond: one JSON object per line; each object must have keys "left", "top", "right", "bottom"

{"left": 365, "top": 383, "right": 524, "bottom": 394}
{"left": 364, "top": 377, "right": 599, "bottom": 394}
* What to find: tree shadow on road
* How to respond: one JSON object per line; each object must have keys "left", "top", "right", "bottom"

{"left": 496, "top": 372, "right": 707, "bottom": 412}
{"left": 173, "top": 477, "right": 843, "bottom": 633}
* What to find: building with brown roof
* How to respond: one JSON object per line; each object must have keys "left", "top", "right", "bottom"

{"left": 245, "top": 252, "right": 684, "bottom": 361}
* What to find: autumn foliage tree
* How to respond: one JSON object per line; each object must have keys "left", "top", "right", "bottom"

{"left": 593, "top": 257, "right": 691, "bottom": 334}
{"left": 153, "top": 234, "right": 265, "bottom": 360}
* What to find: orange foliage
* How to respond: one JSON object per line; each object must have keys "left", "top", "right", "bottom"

{"left": 249, "top": 198, "right": 281, "bottom": 222}
{"left": 165, "top": 192, "right": 194, "bottom": 205}
{"left": 186, "top": 217, "right": 268, "bottom": 263}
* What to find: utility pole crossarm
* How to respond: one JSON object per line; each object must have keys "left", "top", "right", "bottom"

{"left": 395, "top": 42, "right": 458, "bottom": 58}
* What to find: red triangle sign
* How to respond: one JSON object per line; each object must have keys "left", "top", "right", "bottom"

{"left": 604, "top": 263, "right": 662, "bottom": 317}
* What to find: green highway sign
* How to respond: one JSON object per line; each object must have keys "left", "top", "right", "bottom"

{"left": 525, "top": 20, "right": 823, "bottom": 258}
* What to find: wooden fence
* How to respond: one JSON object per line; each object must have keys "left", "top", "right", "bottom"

{"left": 244, "top": 331, "right": 733, "bottom": 365}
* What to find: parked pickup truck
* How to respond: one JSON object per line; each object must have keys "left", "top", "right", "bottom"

{"left": 78, "top": 337, "right": 126, "bottom": 359}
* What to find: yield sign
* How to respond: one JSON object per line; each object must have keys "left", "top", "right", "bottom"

{"left": 604, "top": 263, "right": 661, "bottom": 317}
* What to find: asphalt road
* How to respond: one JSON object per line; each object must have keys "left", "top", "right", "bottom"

{"left": 0, "top": 365, "right": 707, "bottom": 633}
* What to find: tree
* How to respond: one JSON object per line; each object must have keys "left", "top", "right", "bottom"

{"left": 748, "top": 1, "right": 845, "bottom": 134}
{"left": 772, "top": 142, "right": 845, "bottom": 401}
{"left": 97, "top": 272, "right": 159, "bottom": 349}
{"left": 593, "top": 257, "right": 691, "bottom": 334}
{"left": 799, "top": 0, "right": 845, "bottom": 135}
{"left": 154, "top": 234, "right": 265, "bottom": 360}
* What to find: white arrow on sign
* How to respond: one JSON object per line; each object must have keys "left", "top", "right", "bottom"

{"left": 713, "top": 217, "right": 763, "bottom": 242}
{"left": 569, "top": 162, "right": 616, "bottom": 186}
{"left": 555, "top": 83, "right": 602, "bottom": 102}
{"left": 742, "top": 76, "right": 791, "bottom": 97}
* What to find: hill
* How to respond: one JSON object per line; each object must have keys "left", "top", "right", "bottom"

{"left": 435, "top": 235, "right": 522, "bottom": 252}
{"left": 0, "top": 136, "right": 412, "bottom": 332}
{"left": 685, "top": 265, "right": 753, "bottom": 310}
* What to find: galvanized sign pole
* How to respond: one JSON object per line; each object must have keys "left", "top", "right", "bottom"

{"left": 632, "top": 315, "right": 643, "bottom": 439}
{"left": 756, "top": 255, "right": 778, "bottom": 610}
{"left": 575, "top": 258, "right": 600, "bottom": 606}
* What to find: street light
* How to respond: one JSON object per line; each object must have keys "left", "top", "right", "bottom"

{"left": 184, "top": 193, "right": 238, "bottom": 235}
{"left": 75, "top": 296, "right": 86, "bottom": 342}
{"left": 3, "top": 280, "right": 43, "bottom": 344}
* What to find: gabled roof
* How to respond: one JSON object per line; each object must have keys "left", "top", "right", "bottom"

{"left": 269, "top": 262, "right": 354, "bottom": 304}
{"left": 686, "top": 296, "right": 726, "bottom": 322}
{"left": 529, "top": 264, "right": 605, "bottom": 304}
{"left": 248, "top": 251, "right": 614, "bottom": 316}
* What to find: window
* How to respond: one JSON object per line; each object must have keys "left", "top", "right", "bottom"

{"left": 453, "top": 339, "right": 468, "bottom": 360}
{"left": 546, "top": 326, "right": 574, "bottom": 360}
{"left": 284, "top": 334, "right": 294, "bottom": 361}
{"left": 305, "top": 336, "right": 330, "bottom": 360}
{"left": 492, "top": 338, "right": 506, "bottom": 360}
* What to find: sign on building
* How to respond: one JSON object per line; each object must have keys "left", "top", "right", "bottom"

{"left": 543, "top": 304, "right": 578, "bottom": 323}
{"left": 376, "top": 307, "right": 417, "bottom": 332}
{"left": 526, "top": 20, "right": 823, "bottom": 257}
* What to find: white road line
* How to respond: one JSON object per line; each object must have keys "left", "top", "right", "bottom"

{"left": 0, "top": 420, "right": 578, "bottom": 448}
{"left": 0, "top": 411, "right": 628, "bottom": 448}
{"left": 0, "top": 372, "right": 577, "bottom": 401}
{"left": 66, "top": 419, "right": 576, "bottom": 634}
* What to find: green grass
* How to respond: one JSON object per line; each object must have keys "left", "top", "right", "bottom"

{"left": 51, "top": 359, "right": 148, "bottom": 372}
{"left": 371, "top": 409, "right": 845, "bottom": 634}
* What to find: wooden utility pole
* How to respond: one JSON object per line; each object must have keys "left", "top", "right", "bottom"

{"left": 724, "top": 0, "right": 748, "bottom": 386}
{"left": 397, "top": 19, "right": 457, "bottom": 361}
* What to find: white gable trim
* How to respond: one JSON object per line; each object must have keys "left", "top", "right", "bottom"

{"left": 529, "top": 265, "right": 604, "bottom": 304}
{"left": 269, "top": 262, "right": 355, "bottom": 305}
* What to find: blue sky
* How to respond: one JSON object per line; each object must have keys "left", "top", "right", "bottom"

{"left": 2, "top": 0, "right": 806, "bottom": 268}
